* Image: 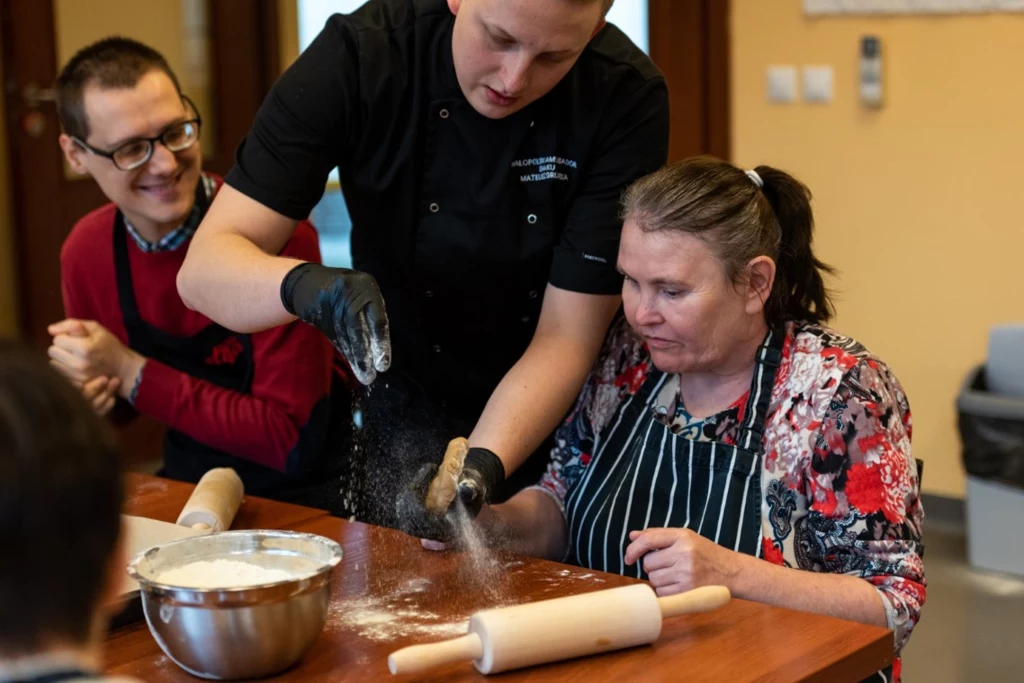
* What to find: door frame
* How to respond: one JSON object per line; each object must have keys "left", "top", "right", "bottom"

{"left": 648, "top": 0, "right": 731, "bottom": 162}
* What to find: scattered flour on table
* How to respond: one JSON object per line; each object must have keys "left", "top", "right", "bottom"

{"left": 157, "top": 559, "right": 294, "bottom": 588}
{"left": 328, "top": 578, "right": 471, "bottom": 642}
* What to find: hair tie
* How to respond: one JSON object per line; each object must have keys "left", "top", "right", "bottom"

{"left": 745, "top": 169, "right": 764, "bottom": 188}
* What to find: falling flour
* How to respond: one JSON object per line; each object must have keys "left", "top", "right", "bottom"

{"left": 452, "top": 502, "right": 504, "bottom": 599}
{"left": 156, "top": 559, "right": 294, "bottom": 588}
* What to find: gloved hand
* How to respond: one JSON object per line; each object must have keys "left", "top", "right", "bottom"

{"left": 395, "top": 448, "right": 506, "bottom": 542}
{"left": 395, "top": 462, "right": 457, "bottom": 542}
{"left": 281, "top": 263, "right": 391, "bottom": 385}
{"left": 455, "top": 447, "right": 505, "bottom": 518}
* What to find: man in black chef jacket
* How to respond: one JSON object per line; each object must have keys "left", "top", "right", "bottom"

{"left": 177, "top": 0, "right": 669, "bottom": 534}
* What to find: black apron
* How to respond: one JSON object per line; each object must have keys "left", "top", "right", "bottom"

{"left": 565, "top": 329, "right": 784, "bottom": 577}
{"left": 113, "top": 182, "right": 349, "bottom": 501}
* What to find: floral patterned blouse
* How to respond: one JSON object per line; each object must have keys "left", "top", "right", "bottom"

{"left": 536, "top": 317, "right": 926, "bottom": 671}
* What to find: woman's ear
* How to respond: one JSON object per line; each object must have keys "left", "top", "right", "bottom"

{"left": 744, "top": 256, "right": 776, "bottom": 315}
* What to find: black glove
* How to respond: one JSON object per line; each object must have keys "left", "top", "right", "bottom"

{"left": 456, "top": 447, "right": 505, "bottom": 518}
{"left": 394, "top": 448, "right": 506, "bottom": 542}
{"left": 281, "top": 263, "right": 390, "bottom": 385}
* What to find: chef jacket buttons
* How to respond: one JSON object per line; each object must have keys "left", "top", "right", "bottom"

{"left": 424, "top": 290, "right": 434, "bottom": 298}
{"left": 521, "top": 316, "right": 530, "bottom": 323}
{"left": 527, "top": 213, "right": 537, "bottom": 224}
{"left": 433, "top": 344, "right": 442, "bottom": 353}
{"left": 439, "top": 108, "right": 450, "bottom": 119}
{"left": 429, "top": 202, "right": 440, "bottom": 213}
{"left": 528, "top": 290, "right": 538, "bottom": 299}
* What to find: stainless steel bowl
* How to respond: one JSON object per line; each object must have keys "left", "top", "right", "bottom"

{"left": 127, "top": 530, "right": 343, "bottom": 680}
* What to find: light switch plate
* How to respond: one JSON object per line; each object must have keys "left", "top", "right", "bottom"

{"left": 803, "top": 65, "right": 834, "bottom": 103}
{"left": 804, "top": 0, "right": 843, "bottom": 13}
{"left": 767, "top": 66, "right": 798, "bottom": 104}
{"left": 910, "top": 0, "right": 993, "bottom": 12}
{"left": 842, "top": 0, "right": 914, "bottom": 11}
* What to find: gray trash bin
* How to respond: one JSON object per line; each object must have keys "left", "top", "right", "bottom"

{"left": 957, "top": 363, "right": 1024, "bottom": 576}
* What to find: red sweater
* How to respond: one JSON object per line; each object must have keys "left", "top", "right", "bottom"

{"left": 60, "top": 180, "right": 336, "bottom": 473}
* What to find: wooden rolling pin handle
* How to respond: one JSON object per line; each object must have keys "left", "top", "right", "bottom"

{"left": 191, "top": 523, "right": 211, "bottom": 531}
{"left": 657, "top": 585, "right": 731, "bottom": 619}
{"left": 175, "top": 467, "right": 244, "bottom": 532}
{"left": 388, "top": 632, "right": 483, "bottom": 676}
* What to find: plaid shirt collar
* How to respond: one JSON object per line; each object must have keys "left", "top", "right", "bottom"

{"left": 123, "top": 173, "right": 215, "bottom": 253}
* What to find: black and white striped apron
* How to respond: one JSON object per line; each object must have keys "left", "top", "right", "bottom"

{"left": 564, "top": 329, "right": 784, "bottom": 578}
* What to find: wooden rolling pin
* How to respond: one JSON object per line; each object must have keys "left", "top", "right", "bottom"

{"left": 425, "top": 437, "right": 469, "bottom": 514}
{"left": 388, "top": 584, "right": 730, "bottom": 676}
{"left": 175, "top": 467, "right": 244, "bottom": 532}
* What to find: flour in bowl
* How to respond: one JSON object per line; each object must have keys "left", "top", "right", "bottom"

{"left": 157, "top": 559, "right": 294, "bottom": 588}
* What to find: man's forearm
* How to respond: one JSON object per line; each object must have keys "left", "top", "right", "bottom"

{"left": 177, "top": 232, "right": 302, "bottom": 333}
{"left": 469, "top": 334, "right": 598, "bottom": 476}
{"left": 730, "top": 553, "right": 888, "bottom": 629}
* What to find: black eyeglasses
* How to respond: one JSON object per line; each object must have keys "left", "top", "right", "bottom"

{"left": 72, "top": 95, "right": 203, "bottom": 171}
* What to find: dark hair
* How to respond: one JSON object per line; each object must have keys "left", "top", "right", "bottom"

{"left": 56, "top": 36, "right": 182, "bottom": 140}
{"left": 620, "top": 156, "right": 835, "bottom": 326}
{"left": 0, "top": 343, "right": 123, "bottom": 656}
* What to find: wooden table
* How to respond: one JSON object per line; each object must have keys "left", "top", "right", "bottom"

{"left": 108, "top": 476, "right": 893, "bottom": 682}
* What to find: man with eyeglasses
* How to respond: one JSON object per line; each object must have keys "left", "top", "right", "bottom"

{"left": 47, "top": 37, "right": 352, "bottom": 503}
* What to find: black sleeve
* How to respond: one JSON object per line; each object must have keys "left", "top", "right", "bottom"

{"left": 225, "top": 17, "right": 360, "bottom": 221}
{"left": 548, "top": 79, "right": 670, "bottom": 295}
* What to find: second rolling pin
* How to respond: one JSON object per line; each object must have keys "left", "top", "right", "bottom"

{"left": 388, "top": 584, "right": 730, "bottom": 676}
{"left": 175, "top": 467, "right": 244, "bottom": 532}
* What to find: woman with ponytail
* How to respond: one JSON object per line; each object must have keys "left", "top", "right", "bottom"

{"left": 435, "top": 157, "right": 925, "bottom": 682}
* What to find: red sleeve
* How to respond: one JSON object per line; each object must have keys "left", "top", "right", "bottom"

{"left": 60, "top": 232, "right": 89, "bottom": 320}
{"left": 132, "top": 221, "right": 336, "bottom": 473}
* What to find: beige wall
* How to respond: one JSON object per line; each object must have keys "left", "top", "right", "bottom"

{"left": 731, "top": 0, "right": 1024, "bottom": 497}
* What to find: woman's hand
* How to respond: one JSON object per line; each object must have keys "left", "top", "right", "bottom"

{"left": 624, "top": 527, "right": 741, "bottom": 596}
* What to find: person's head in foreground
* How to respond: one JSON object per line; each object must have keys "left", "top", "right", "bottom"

{"left": 0, "top": 343, "right": 127, "bottom": 681}
{"left": 444, "top": 156, "right": 924, "bottom": 682}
